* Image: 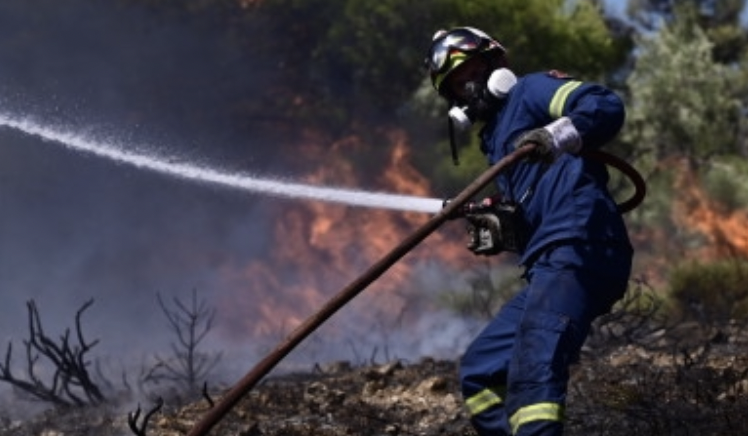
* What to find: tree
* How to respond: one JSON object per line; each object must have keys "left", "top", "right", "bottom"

{"left": 143, "top": 290, "right": 221, "bottom": 399}
{"left": 627, "top": 0, "right": 747, "bottom": 65}
{"left": 622, "top": 4, "right": 748, "bottom": 266}
{"left": 624, "top": 14, "right": 743, "bottom": 171}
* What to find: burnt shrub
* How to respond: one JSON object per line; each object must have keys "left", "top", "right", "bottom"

{"left": 668, "top": 258, "right": 748, "bottom": 323}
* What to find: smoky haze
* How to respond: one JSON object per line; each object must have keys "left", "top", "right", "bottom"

{"left": 0, "top": 0, "right": 289, "bottom": 380}
{"left": 0, "top": 0, "right": 481, "bottom": 401}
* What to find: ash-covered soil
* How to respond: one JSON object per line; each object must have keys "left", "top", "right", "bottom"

{"left": 3, "top": 319, "right": 748, "bottom": 436}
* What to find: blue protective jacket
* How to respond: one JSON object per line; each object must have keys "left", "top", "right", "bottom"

{"left": 480, "top": 71, "right": 630, "bottom": 265}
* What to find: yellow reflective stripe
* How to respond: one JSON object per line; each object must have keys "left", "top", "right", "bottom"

{"left": 465, "top": 387, "right": 505, "bottom": 416}
{"left": 509, "top": 402, "right": 564, "bottom": 434}
{"left": 549, "top": 80, "right": 582, "bottom": 118}
{"left": 434, "top": 52, "right": 468, "bottom": 90}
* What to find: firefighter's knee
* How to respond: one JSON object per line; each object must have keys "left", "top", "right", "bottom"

{"left": 509, "top": 309, "right": 586, "bottom": 403}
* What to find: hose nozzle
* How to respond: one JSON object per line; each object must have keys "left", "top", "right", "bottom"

{"left": 442, "top": 198, "right": 482, "bottom": 220}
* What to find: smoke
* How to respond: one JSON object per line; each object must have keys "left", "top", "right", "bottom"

{"left": 0, "top": 1, "right": 485, "bottom": 411}
{"left": 0, "top": 0, "right": 296, "bottom": 383}
{"left": 0, "top": 0, "right": 270, "bottom": 348}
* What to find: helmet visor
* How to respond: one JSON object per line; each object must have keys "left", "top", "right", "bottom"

{"left": 427, "top": 28, "right": 490, "bottom": 76}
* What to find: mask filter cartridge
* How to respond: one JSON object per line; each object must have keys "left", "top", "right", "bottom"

{"left": 447, "top": 68, "right": 517, "bottom": 130}
{"left": 448, "top": 105, "right": 474, "bottom": 131}
{"left": 487, "top": 68, "right": 517, "bottom": 98}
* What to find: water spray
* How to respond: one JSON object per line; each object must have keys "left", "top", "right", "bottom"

{"left": 0, "top": 113, "right": 444, "bottom": 214}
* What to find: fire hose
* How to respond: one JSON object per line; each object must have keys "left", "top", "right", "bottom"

{"left": 186, "top": 144, "right": 644, "bottom": 436}
{"left": 585, "top": 149, "right": 646, "bottom": 214}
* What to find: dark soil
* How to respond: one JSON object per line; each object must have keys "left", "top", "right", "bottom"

{"left": 3, "top": 316, "right": 748, "bottom": 436}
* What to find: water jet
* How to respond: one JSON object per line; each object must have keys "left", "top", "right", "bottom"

{"left": 0, "top": 113, "right": 444, "bottom": 214}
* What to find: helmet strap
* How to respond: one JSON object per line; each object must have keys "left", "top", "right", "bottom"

{"left": 448, "top": 115, "right": 460, "bottom": 166}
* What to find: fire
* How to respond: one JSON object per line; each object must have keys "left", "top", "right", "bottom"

{"left": 217, "top": 129, "right": 473, "bottom": 344}
{"left": 673, "top": 163, "right": 748, "bottom": 259}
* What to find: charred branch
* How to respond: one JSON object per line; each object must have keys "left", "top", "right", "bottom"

{"left": 0, "top": 299, "right": 106, "bottom": 408}
{"left": 586, "top": 276, "right": 670, "bottom": 350}
{"left": 202, "top": 381, "right": 214, "bottom": 408}
{"left": 127, "top": 397, "right": 164, "bottom": 436}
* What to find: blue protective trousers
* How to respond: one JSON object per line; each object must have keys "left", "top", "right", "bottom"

{"left": 460, "top": 241, "right": 632, "bottom": 436}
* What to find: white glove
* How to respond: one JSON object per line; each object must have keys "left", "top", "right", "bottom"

{"left": 516, "top": 116, "right": 582, "bottom": 163}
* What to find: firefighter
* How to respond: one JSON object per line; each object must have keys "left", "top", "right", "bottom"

{"left": 425, "top": 27, "right": 633, "bottom": 435}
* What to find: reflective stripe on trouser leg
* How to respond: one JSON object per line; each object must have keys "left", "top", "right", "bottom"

{"left": 507, "top": 243, "right": 632, "bottom": 436}
{"left": 460, "top": 292, "right": 526, "bottom": 436}
{"left": 506, "top": 308, "right": 570, "bottom": 436}
{"left": 510, "top": 402, "right": 564, "bottom": 434}
{"left": 465, "top": 386, "right": 506, "bottom": 416}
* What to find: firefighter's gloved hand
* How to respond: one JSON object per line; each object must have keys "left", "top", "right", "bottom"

{"left": 516, "top": 128, "right": 555, "bottom": 163}
{"left": 516, "top": 116, "right": 582, "bottom": 163}
{"left": 465, "top": 212, "right": 503, "bottom": 256}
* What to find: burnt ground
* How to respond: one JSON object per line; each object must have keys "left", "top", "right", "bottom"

{"left": 3, "top": 313, "right": 748, "bottom": 436}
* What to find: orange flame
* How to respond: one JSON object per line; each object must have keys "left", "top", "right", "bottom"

{"left": 673, "top": 163, "right": 748, "bottom": 259}
{"left": 217, "top": 129, "right": 473, "bottom": 342}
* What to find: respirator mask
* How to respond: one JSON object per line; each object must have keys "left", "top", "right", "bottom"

{"left": 448, "top": 67, "right": 517, "bottom": 131}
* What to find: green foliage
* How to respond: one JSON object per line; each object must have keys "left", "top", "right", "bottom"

{"left": 627, "top": 0, "right": 748, "bottom": 63}
{"left": 608, "top": 279, "right": 668, "bottom": 327}
{"left": 703, "top": 156, "right": 748, "bottom": 213}
{"left": 418, "top": 0, "right": 629, "bottom": 77}
{"left": 266, "top": 0, "right": 630, "bottom": 131}
{"left": 320, "top": 1, "right": 442, "bottom": 112}
{"left": 668, "top": 259, "right": 748, "bottom": 322}
{"left": 620, "top": 2, "right": 748, "bottom": 270}
{"left": 624, "top": 17, "right": 743, "bottom": 172}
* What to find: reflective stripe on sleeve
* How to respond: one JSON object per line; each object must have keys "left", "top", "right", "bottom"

{"left": 549, "top": 80, "right": 582, "bottom": 118}
{"left": 509, "top": 402, "right": 564, "bottom": 434}
{"left": 465, "top": 386, "right": 505, "bottom": 416}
